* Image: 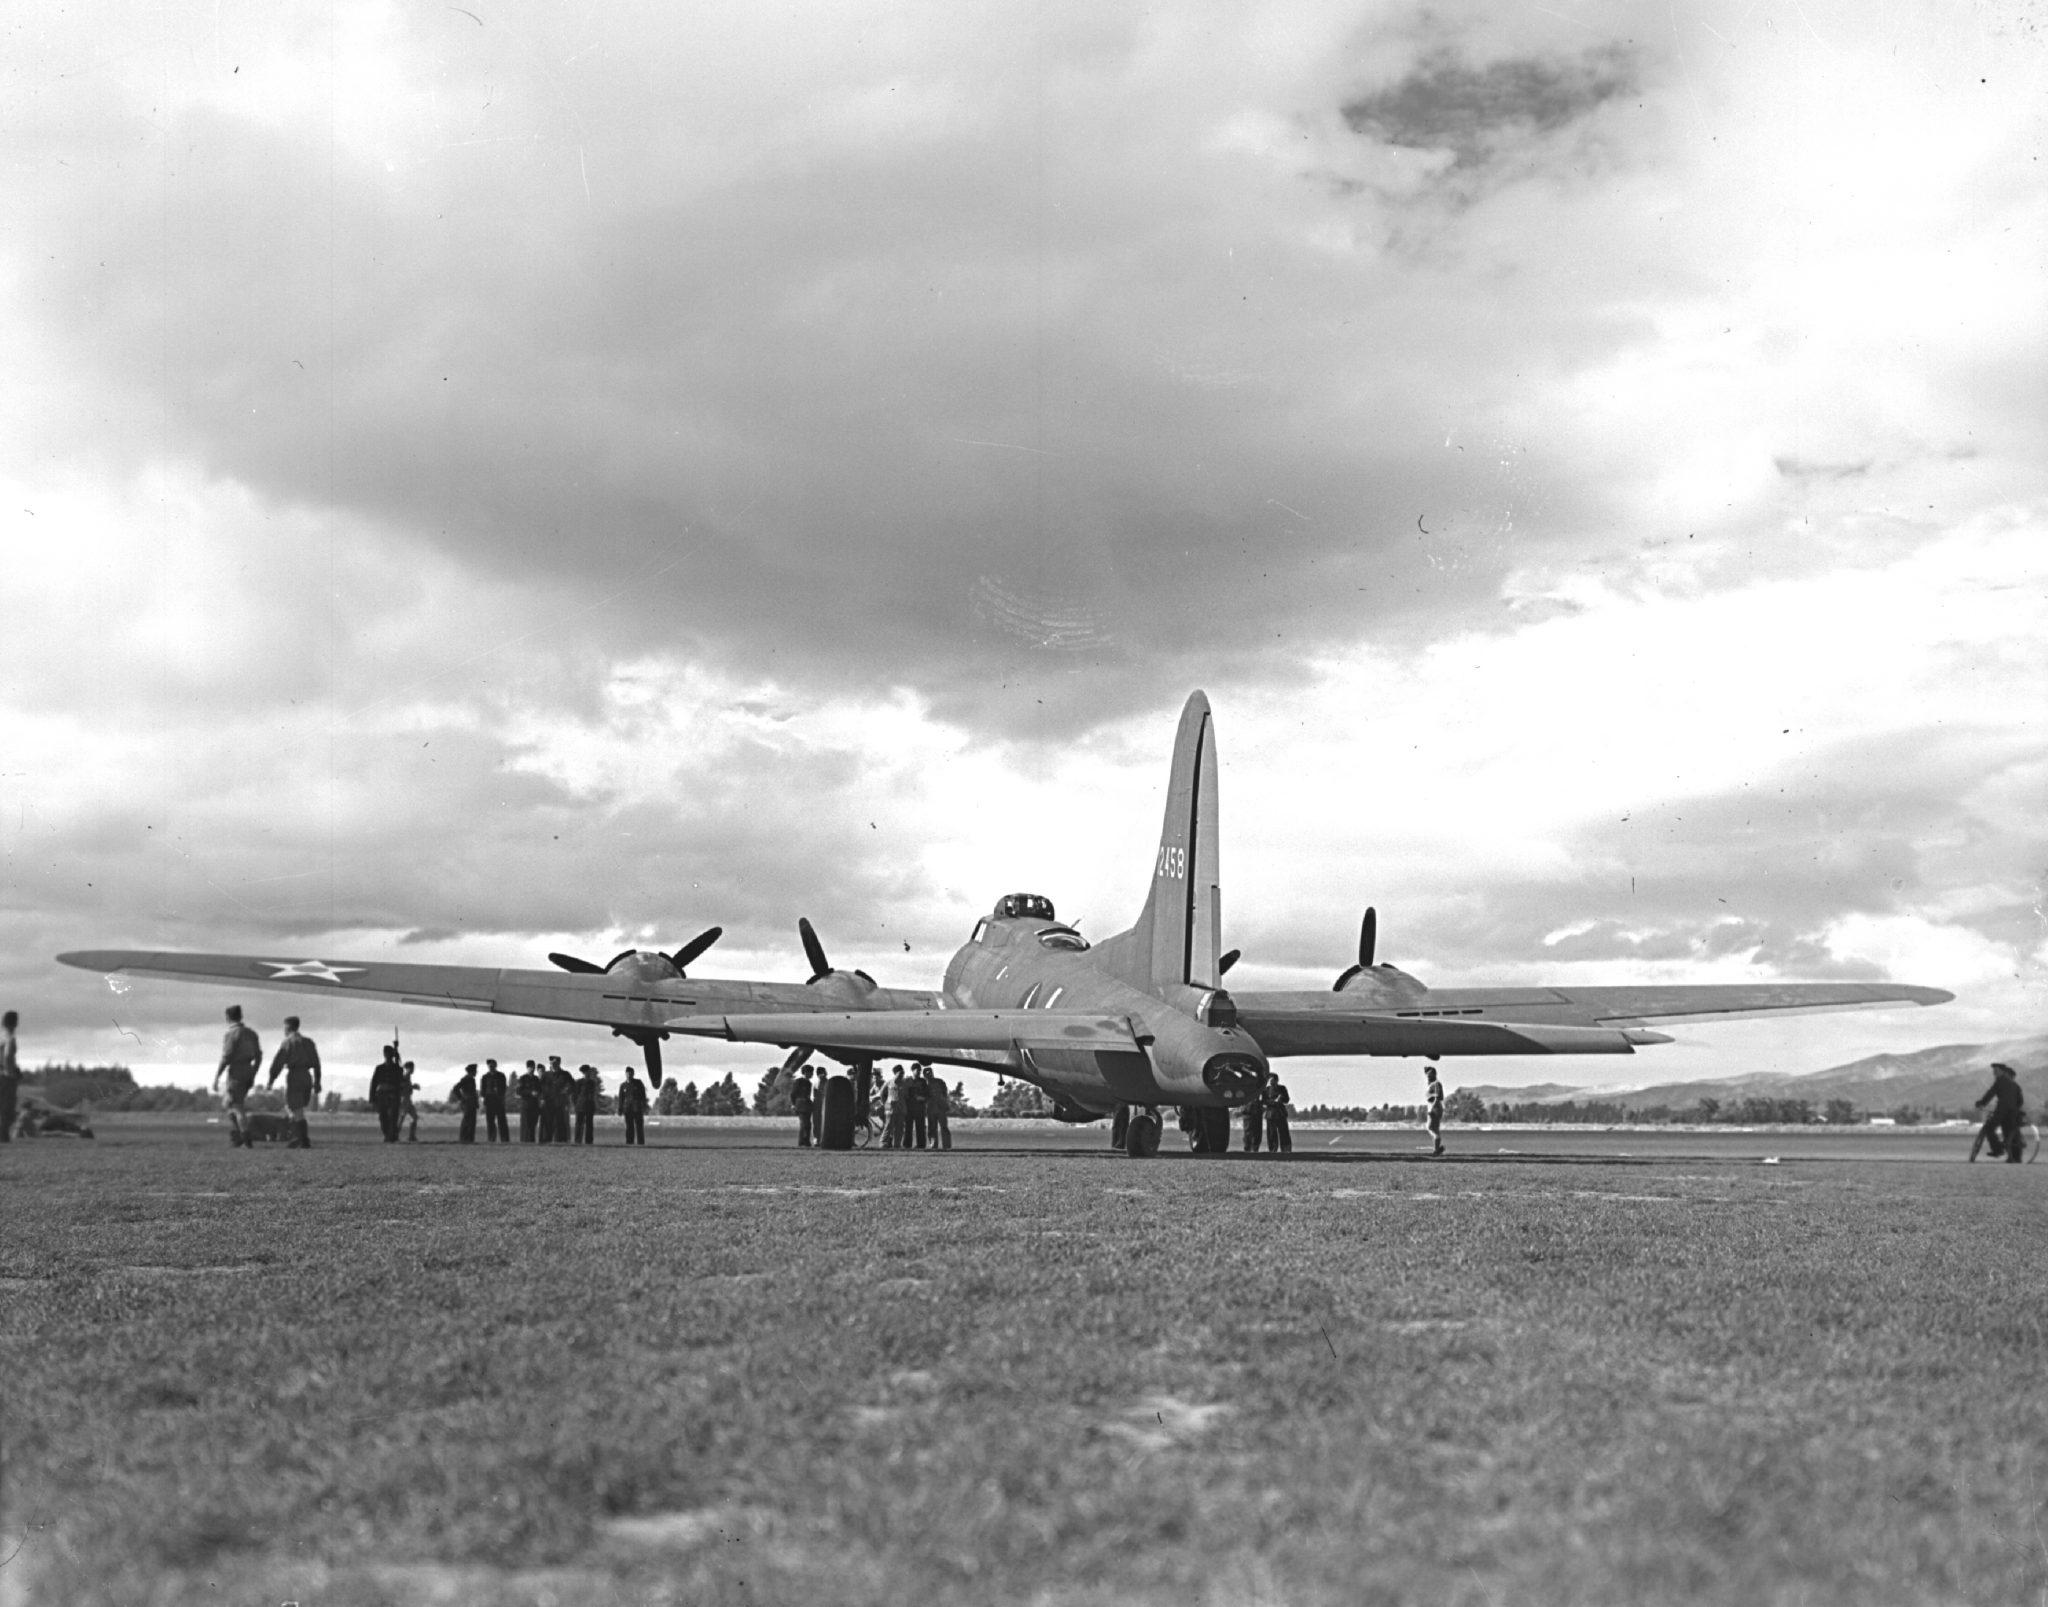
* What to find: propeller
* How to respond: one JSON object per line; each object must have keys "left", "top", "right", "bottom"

{"left": 1331, "top": 906, "right": 1378, "bottom": 992}
{"left": 611, "top": 1027, "right": 669, "bottom": 1088}
{"left": 1218, "top": 949, "right": 1240, "bottom": 976}
{"left": 798, "top": 917, "right": 831, "bottom": 983}
{"left": 797, "top": 918, "right": 875, "bottom": 986}
{"left": 548, "top": 925, "right": 723, "bottom": 977}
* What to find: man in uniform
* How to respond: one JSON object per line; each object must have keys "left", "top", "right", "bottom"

{"left": 451, "top": 1063, "right": 480, "bottom": 1143}
{"left": 884, "top": 1066, "right": 908, "bottom": 1149}
{"left": 544, "top": 1056, "right": 575, "bottom": 1143}
{"left": 924, "top": 1065, "right": 952, "bottom": 1151}
{"left": 790, "top": 1067, "right": 814, "bottom": 1147}
{"left": 369, "top": 1045, "right": 404, "bottom": 1141}
{"left": 1972, "top": 1062, "right": 2027, "bottom": 1163}
{"left": 516, "top": 1060, "right": 543, "bottom": 1141}
{"left": 266, "top": 1015, "right": 322, "bottom": 1148}
{"left": 902, "top": 1062, "right": 930, "bottom": 1150}
{"left": 1422, "top": 1063, "right": 1445, "bottom": 1157}
{"left": 480, "top": 1058, "right": 510, "bottom": 1142}
{"left": 573, "top": 1064, "right": 601, "bottom": 1145}
{"left": 1264, "top": 1075, "right": 1294, "bottom": 1155}
{"left": 398, "top": 1060, "right": 421, "bottom": 1142}
{"left": 0, "top": 1011, "right": 19, "bottom": 1143}
{"left": 617, "top": 1064, "right": 648, "bottom": 1145}
{"left": 213, "top": 1004, "right": 263, "bottom": 1148}
{"left": 1241, "top": 1079, "right": 1265, "bottom": 1154}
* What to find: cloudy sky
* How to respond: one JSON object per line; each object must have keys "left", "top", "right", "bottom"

{"left": 4, "top": 0, "right": 2042, "bottom": 1103}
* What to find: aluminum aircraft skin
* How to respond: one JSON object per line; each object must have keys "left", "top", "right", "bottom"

{"left": 59, "top": 692, "right": 1951, "bottom": 1125}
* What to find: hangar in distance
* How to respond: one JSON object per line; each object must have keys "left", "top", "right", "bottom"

{"left": 60, "top": 692, "right": 1950, "bottom": 1155}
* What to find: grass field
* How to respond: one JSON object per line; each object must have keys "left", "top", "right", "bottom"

{"left": 3, "top": 1119, "right": 2044, "bottom": 1606}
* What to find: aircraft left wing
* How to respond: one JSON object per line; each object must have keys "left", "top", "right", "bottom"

{"left": 1231, "top": 980, "right": 1954, "bottom": 1059}
{"left": 55, "top": 949, "right": 937, "bottom": 1032}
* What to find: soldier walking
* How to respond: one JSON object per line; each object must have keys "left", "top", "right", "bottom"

{"left": 617, "top": 1065, "right": 648, "bottom": 1145}
{"left": 451, "top": 1064, "right": 480, "bottom": 1143}
{"left": 213, "top": 1005, "right": 263, "bottom": 1148}
{"left": 573, "top": 1064, "right": 601, "bottom": 1145}
{"left": 266, "top": 1016, "right": 322, "bottom": 1148}
{"left": 369, "top": 1045, "right": 404, "bottom": 1142}
{"left": 516, "top": 1060, "right": 542, "bottom": 1141}
{"left": 480, "top": 1059, "right": 510, "bottom": 1142}
{"left": 790, "top": 1067, "right": 814, "bottom": 1147}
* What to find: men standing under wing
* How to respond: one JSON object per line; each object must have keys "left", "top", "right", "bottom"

{"left": 213, "top": 1005, "right": 262, "bottom": 1148}
{"left": 516, "top": 1060, "right": 542, "bottom": 1142}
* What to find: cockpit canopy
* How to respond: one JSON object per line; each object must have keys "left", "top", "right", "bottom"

{"left": 993, "top": 892, "right": 1056, "bottom": 921}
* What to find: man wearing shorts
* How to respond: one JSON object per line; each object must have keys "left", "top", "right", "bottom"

{"left": 267, "top": 1016, "right": 323, "bottom": 1149}
{"left": 213, "top": 1005, "right": 263, "bottom": 1148}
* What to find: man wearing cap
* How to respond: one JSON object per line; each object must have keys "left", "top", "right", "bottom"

{"left": 1971, "top": 1063, "right": 2028, "bottom": 1163}
{"left": 617, "top": 1064, "right": 648, "bottom": 1145}
{"left": 451, "top": 1064, "right": 480, "bottom": 1143}
{"left": 573, "top": 1064, "right": 601, "bottom": 1145}
{"left": 923, "top": 1065, "right": 952, "bottom": 1151}
{"left": 213, "top": 1005, "right": 264, "bottom": 1148}
{"left": 369, "top": 1046, "right": 404, "bottom": 1142}
{"left": 266, "top": 1016, "right": 322, "bottom": 1149}
{"left": 480, "top": 1058, "right": 510, "bottom": 1142}
{"left": 516, "top": 1060, "right": 543, "bottom": 1141}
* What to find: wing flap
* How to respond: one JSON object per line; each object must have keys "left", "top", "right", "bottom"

{"left": 668, "top": 1009, "right": 1141, "bottom": 1068}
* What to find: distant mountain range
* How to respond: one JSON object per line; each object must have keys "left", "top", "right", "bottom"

{"left": 1459, "top": 1033, "right": 2048, "bottom": 1115}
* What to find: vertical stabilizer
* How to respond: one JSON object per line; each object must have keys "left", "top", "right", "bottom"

{"left": 1123, "top": 691, "right": 1222, "bottom": 990}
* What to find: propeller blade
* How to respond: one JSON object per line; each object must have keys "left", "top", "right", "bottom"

{"left": 778, "top": 1044, "right": 813, "bottom": 1078}
{"left": 798, "top": 917, "right": 831, "bottom": 982}
{"left": 643, "top": 1036, "right": 664, "bottom": 1089}
{"left": 1359, "top": 906, "right": 1377, "bottom": 970}
{"left": 548, "top": 952, "right": 604, "bottom": 975}
{"left": 1218, "top": 949, "right": 1240, "bottom": 976}
{"left": 669, "top": 925, "right": 723, "bottom": 972}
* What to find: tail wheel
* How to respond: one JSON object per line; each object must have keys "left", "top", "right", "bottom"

{"left": 1125, "top": 1111, "right": 1162, "bottom": 1159}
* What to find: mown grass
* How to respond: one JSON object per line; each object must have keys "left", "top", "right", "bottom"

{"left": 1, "top": 1126, "right": 2043, "bottom": 1606}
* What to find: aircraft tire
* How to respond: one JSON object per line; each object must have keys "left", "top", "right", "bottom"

{"left": 1125, "top": 1111, "right": 1162, "bottom": 1159}
{"left": 819, "top": 1074, "right": 856, "bottom": 1151}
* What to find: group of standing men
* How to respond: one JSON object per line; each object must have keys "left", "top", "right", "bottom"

{"left": 448, "top": 1056, "right": 649, "bottom": 1145}
{"left": 787, "top": 1062, "right": 953, "bottom": 1149}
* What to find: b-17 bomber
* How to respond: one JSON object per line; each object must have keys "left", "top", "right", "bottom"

{"left": 59, "top": 692, "right": 1951, "bottom": 1156}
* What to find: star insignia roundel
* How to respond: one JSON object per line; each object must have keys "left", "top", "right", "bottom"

{"left": 260, "top": 959, "right": 366, "bottom": 984}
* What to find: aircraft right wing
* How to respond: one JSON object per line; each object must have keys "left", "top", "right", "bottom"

{"left": 1231, "top": 980, "right": 1954, "bottom": 1059}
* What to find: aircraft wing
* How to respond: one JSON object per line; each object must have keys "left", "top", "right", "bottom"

{"left": 1231, "top": 981, "right": 1954, "bottom": 1059}
{"left": 666, "top": 1009, "right": 1144, "bottom": 1072}
{"left": 55, "top": 949, "right": 937, "bottom": 1032}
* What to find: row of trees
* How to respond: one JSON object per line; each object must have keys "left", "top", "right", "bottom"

{"left": 1300, "top": 1093, "right": 1955, "bottom": 1126}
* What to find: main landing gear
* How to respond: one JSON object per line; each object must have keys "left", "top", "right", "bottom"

{"left": 1123, "top": 1106, "right": 1162, "bottom": 1158}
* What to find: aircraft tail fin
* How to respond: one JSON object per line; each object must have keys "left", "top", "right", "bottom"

{"left": 1120, "top": 691, "right": 1223, "bottom": 991}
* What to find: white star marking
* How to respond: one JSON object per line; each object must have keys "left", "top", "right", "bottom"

{"left": 260, "top": 960, "right": 367, "bottom": 984}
